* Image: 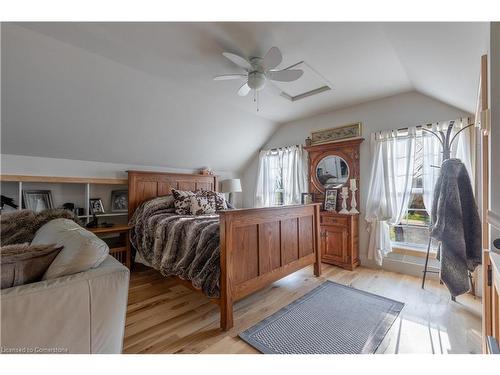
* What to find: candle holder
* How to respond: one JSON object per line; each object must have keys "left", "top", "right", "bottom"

{"left": 349, "top": 186, "right": 359, "bottom": 214}
{"left": 339, "top": 189, "right": 349, "bottom": 214}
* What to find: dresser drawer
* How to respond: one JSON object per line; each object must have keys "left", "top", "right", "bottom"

{"left": 321, "top": 215, "right": 349, "bottom": 226}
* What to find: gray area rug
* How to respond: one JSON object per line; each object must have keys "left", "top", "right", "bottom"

{"left": 239, "top": 281, "right": 404, "bottom": 354}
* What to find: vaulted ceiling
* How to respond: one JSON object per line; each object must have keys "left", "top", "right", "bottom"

{"left": 1, "top": 22, "right": 489, "bottom": 172}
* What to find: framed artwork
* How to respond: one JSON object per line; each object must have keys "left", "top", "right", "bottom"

{"left": 324, "top": 189, "right": 338, "bottom": 212}
{"left": 310, "top": 122, "right": 362, "bottom": 145}
{"left": 111, "top": 190, "right": 128, "bottom": 212}
{"left": 23, "top": 190, "right": 54, "bottom": 212}
{"left": 89, "top": 198, "right": 105, "bottom": 215}
{"left": 301, "top": 193, "right": 314, "bottom": 205}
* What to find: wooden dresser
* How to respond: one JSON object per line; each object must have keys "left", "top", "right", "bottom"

{"left": 305, "top": 138, "right": 363, "bottom": 270}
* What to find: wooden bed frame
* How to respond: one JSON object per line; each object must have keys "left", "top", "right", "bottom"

{"left": 128, "top": 170, "right": 321, "bottom": 330}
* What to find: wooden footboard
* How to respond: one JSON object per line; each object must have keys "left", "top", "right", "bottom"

{"left": 127, "top": 170, "right": 321, "bottom": 331}
{"left": 219, "top": 203, "right": 321, "bottom": 330}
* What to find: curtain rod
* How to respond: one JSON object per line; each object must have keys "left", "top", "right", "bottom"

{"left": 260, "top": 144, "right": 300, "bottom": 152}
{"left": 394, "top": 117, "right": 474, "bottom": 133}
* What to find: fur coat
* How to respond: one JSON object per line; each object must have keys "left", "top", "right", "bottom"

{"left": 430, "top": 158, "right": 482, "bottom": 297}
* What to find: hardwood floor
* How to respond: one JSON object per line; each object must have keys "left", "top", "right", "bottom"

{"left": 124, "top": 263, "right": 482, "bottom": 354}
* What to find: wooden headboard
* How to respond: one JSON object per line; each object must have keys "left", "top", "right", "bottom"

{"left": 127, "top": 170, "right": 218, "bottom": 217}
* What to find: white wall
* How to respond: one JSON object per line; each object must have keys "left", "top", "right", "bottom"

{"left": 1, "top": 23, "right": 278, "bottom": 174}
{"left": 240, "top": 91, "right": 470, "bottom": 270}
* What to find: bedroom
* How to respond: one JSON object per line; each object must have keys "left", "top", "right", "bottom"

{"left": 1, "top": 0, "right": 500, "bottom": 371}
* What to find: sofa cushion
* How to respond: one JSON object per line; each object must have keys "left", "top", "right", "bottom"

{"left": 31, "top": 219, "right": 109, "bottom": 280}
{"left": 1, "top": 209, "right": 81, "bottom": 246}
{"left": 0, "top": 243, "right": 62, "bottom": 289}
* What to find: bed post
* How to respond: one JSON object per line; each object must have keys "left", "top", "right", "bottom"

{"left": 219, "top": 212, "right": 233, "bottom": 330}
{"left": 313, "top": 204, "right": 322, "bottom": 277}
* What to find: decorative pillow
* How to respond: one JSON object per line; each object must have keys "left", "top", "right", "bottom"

{"left": 198, "top": 191, "right": 228, "bottom": 211}
{"left": 1, "top": 209, "right": 81, "bottom": 246}
{"left": 189, "top": 195, "right": 216, "bottom": 215}
{"left": 31, "top": 218, "right": 109, "bottom": 280}
{"left": 0, "top": 243, "right": 63, "bottom": 289}
{"left": 171, "top": 189, "right": 196, "bottom": 215}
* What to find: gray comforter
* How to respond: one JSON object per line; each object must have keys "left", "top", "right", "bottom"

{"left": 130, "top": 197, "right": 221, "bottom": 297}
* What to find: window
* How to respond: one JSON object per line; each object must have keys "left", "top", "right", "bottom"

{"left": 389, "top": 137, "right": 436, "bottom": 251}
{"left": 255, "top": 145, "right": 308, "bottom": 207}
{"left": 269, "top": 151, "right": 285, "bottom": 206}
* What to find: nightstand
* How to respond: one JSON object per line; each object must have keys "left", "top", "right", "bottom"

{"left": 88, "top": 225, "right": 132, "bottom": 269}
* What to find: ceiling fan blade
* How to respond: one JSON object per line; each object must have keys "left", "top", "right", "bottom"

{"left": 213, "top": 74, "right": 247, "bottom": 81}
{"left": 263, "top": 47, "right": 282, "bottom": 70}
{"left": 238, "top": 82, "right": 251, "bottom": 96}
{"left": 268, "top": 69, "right": 304, "bottom": 82}
{"left": 222, "top": 52, "right": 252, "bottom": 70}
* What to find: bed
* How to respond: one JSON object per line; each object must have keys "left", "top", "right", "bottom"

{"left": 128, "top": 170, "right": 321, "bottom": 330}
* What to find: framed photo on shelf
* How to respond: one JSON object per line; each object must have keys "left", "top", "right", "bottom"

{"left": 324, "top": 189, "right": 338, "bottom": 212}
{"left": 111, "top": 190, "right": 128, "bottom": 212}
{"left": 89, "top": 198, "right": 105, "bottom": 215}
{"left": 301, "top": 193, "right": 314, "bottom": 205}
{"left": 23, "top": 190, "right": 54, "bottom": 212}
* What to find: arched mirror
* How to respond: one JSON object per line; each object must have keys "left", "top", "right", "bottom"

{"left": 316, "top": 155, "right": 350, "bottom": 188}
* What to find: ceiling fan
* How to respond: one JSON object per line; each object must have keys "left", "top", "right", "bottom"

{"left": 214, "top": 47, "right": 304, "bottom": 107}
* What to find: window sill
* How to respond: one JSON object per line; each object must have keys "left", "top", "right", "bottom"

{"left": 391, "top": 245, "right": 437, "bottom": 259}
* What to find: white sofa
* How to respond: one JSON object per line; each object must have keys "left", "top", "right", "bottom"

{"left": 1, "top": 255, "right": 129, "bottom": 354}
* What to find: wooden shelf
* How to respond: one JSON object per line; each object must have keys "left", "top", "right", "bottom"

{"left": 78, "top": 213, "right": 128, "bottom": 218}
{"left": 0, "top": 174, "right": 127, "bottom": 185}
{"left": 88, "top": 224, "right": 132, "bottom": 234}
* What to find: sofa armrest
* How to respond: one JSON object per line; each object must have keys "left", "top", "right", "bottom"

{"left": 1, "top": 256, "right": 129, "bottom": 354}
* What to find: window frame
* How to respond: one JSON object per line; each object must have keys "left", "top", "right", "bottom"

{"left": 389, "top": 138, "right": 436, "bottom": 253}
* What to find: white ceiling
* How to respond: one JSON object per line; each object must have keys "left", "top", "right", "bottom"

{"left": 1, "top": 22, "right": 489, "bottom": 172}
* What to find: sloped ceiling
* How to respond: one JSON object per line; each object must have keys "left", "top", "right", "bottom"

{"left": 1, "top": 22, "right": 489, "bottom": 172}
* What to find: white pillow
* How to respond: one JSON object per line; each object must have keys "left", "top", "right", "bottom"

{"left": 31, "top": 218, "right": 109, "bottom": 280}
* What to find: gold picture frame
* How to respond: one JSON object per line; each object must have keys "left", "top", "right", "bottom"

{"left": 310, "top": 122, "right": 362, "bottom": 145}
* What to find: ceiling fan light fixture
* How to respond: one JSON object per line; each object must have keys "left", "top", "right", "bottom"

{"left": 247, "top": 71, "right": 266, "bottom": 91}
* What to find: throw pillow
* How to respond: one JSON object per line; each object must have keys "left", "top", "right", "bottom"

{"left": 1, "top": 209, "right": 81, "bottom": 246}
{"left": 31, "top": 218, "right": 109, "bottom": 280}
{"left": 189, "top": 195, "right": 216, "bottom": 215}
{"left": 199, "top": 191, "right": 228, "bottom": 211}
{"left": 171, "top": 189, "right": 196, "bottom": 215}
{"left": 0, "top": 243, "right": 63, "bottom": 289}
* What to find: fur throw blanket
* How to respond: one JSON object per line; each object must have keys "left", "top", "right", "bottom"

{"left": 130, "top": 196, "right": 221, "bottom": 297}
{"left": 1, "top": 209, "right": 81, "bottom": 246}
{"left": 430, "top": 158, "right": 481, "bottom": 297}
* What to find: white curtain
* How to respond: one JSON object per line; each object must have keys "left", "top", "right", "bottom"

{"left": 255, "top": 150, "right": 280, "bottom": 207}
{"left": 255, "top": 145, "right": 308, "bottom": 207}
{"left": 282, "top": 145, "right": 308, "bottom": 205}
{"left": 422, "top": 119, "right": 474, "bottom": 214}
{"left": 365, "top": 128, "right": 416, "bottom": 265}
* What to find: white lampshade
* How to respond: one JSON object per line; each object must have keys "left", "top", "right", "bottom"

{"left": 220, "top": 179, "right": 242, "bottom": 193}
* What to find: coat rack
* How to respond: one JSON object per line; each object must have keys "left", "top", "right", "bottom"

{"left": 420, "top": 120, "right": 476, "bottom": 301}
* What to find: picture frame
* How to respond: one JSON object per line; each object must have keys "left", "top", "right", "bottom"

{"left": 310, "top": 122, "right": 362, "bottom": 145}
{"left": 89, "top": 198, "right": 105, "bottom": 215}
{"left": 111, "top": 190, "right": 128, "bottom": 212}
{"left": 324, "top": 189, "right": 338, "bottom": 212}
{"left": 23, "top": 190, "right": 54, "bottom": 212}
{"left": 301, "top": 192, "right": 314, "bottom": 205}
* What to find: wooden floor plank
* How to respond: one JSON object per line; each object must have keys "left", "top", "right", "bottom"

{"left": 124, "top": 264, "right": 482, "bottom": 354}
